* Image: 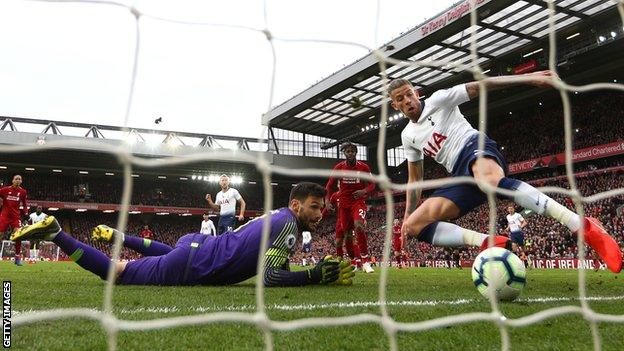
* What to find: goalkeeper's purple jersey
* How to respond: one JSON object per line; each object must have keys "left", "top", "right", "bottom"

{"left": 190, "top": 207, "right": 300, "bottom": 285}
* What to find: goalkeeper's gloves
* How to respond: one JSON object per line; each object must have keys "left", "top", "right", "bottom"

{"left": 308, "top": 255, "right": 340, "bottom": 284}
{"left": 330, "top": 259, "right": 356, "bottom": 286}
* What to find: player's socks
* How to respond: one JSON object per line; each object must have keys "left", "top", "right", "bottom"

{"left": 123, "top": 235, "right": 173, "bottom": 256}
{"left": 498, "top": 178, "right": 581, "bottom": 232}
{"left": 53, "top": 231, "right": 111, "bottom": 280}
{"left": 302, "top": 258, "right": 307, "bottom": 266}
{"left": 420, "top": 222, "right": 510, "bottom": 250}
{"left": 354, "top": 227, "right": 369, "bottom": 260}
{"left": 420, "top": 222, "right": 487, "bottom": 246}
{"left": 15, "top": 240, "right": 22, "bottom": 263}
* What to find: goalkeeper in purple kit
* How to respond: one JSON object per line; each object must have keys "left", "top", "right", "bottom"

{"left": 11, "top": 182, "right": 354, "bottom": 286}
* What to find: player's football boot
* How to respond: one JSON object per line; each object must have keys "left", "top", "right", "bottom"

{"left": 10, "top": 216, "right": 61, "bottom": 242}
{"left": 581, "top": 217, "right": 622, "bottom": 273}
{"left": 362, "top": 261, "right": 375, "bottom": 273}
{"left": 14, "top": 257, "right": 23, "bottom": 266}
{"left": 479, "top": 235, "right": 512, "bottom": 252}
{"left": 92, "top": 225, "right": 123, "bottom": 243}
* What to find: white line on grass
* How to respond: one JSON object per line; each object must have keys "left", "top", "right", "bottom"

{"left": 14, "top": 295, "right": 624, "bottom": 316}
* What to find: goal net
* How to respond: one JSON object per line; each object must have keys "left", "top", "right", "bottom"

{"left": 1, "top": 240, "right": 62, "bottom": 262}
{"left": 4, "top": 0, "right": 624, "bottom": 350}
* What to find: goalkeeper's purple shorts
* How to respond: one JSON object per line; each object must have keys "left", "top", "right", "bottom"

{"left": 118, "top": 233, "right": 210, "bottom": 285}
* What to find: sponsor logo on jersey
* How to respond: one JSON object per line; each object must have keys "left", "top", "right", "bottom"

{"left": 423, "top": 132, "right": 448, "bottom": 158}
{"left": 341, "top": 177, "right": 361, "bottom": 184}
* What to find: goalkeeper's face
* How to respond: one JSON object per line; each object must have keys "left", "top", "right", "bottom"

{"left": 390, "top": 84, "right": 421, "bottom": 121}
{"left": 293, "top": 196, "right": 324, "bottom": 231}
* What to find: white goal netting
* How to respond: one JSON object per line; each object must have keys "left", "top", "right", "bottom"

{"left": 5, "top": 0, "right": 624, "bottom": 350}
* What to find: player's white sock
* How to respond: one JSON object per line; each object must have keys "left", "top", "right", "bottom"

{"left": 302, "top": 259, "right": 307, "bottom": 266}
{"left": 499, "top": 178, "right": 581, "bottom": 232}
{"left": 427, "top": 222, "right": 488, "bottom": 247}
{"left": 311, "top": 257, "right": 317, "bottom": 264}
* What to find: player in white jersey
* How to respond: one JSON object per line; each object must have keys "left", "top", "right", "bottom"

{"left": 506, "top": 205, "right": 527, "bottom": 252}
{"left": 389, "top": 70, "right": 622, "bottom": 273}
{"left": 205, "top": 174, "right": 246, "bottom": 235}
{"left": 200, "top": 213, "right": 216, "bottom": 236}
{"left": 301, "top": 230, "right": 316, "bottom": 266}
{"left": 28, "top": 206, "right": 47, "bottom": 261}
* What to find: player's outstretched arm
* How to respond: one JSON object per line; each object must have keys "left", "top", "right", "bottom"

{"left": 465, "top": 70, "right": 558, "bottom": 100}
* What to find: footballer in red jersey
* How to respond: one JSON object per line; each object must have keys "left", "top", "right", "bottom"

{"left": 0, "top": 175, "right": 29, "bottom": 266}
{"left": 325, "top": 142, "right": 375, "bottom": 273}
{"left": 392, "top": 219, "right": 406, "bottom": 268}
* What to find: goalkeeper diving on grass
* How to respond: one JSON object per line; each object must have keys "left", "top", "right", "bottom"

{"left": 11, "top": 182, "right": 355, "bottom": 286}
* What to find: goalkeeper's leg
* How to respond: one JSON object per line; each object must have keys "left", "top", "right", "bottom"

{"left": 12, "top": 217, "right": 124, "bottom": 280}
{"left": 92, "top": 225, "right": 173, "bottom": 256}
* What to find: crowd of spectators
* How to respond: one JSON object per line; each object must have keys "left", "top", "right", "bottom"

{"left": 0, "top": 173, "right": 297, "bottom": 211}
{"left": 489, "top": 91, "right": 624, "bottom": 163}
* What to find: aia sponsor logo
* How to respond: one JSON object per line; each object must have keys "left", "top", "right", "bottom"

{"left": 423, "top": 132, "right": 447, "bottom": 158}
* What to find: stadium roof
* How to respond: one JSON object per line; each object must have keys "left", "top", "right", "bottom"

{"left": 263, "top": 0, "right": 622, "bottom": 147}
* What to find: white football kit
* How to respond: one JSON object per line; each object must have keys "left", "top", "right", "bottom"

{"left": 29, "top": 212, "right": 47, "bottom": 224}
{"left": 200, "top": 219, "right": 216, "bottom": 235}
{"left": 215, "top": 188, "right": 242, "bottom": 216}
{"left": 507, "top": 213, "right": 525, "bottom": 233}
{"left": 401, "top": 84, "right": 478, "bottom": 173}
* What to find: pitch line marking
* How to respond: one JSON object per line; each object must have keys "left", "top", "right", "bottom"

{"left": 13, "top": 295, "right": 624, "bottom": 315}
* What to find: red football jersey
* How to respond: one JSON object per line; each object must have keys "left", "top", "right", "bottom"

{"left": 325, "top": 160, "right": 375, "bottom": 207}
{"left": 140, "top": 229, "right": 154, "bottom": 239}
{"left": 0, "top": 186, "right": 28, "bottom": 219}
{"left": 392, "top": 224, "right": 401, "bottom": 238}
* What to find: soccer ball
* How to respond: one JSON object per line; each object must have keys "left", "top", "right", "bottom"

{"left": 471, "top": 247, "right": 526, "bottom": 302}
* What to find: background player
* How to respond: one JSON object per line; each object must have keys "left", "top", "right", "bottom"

{"left": 391, "top": 219, "right": 406, "bottom": 268}
{"left": 322, "top": 190, "right": 360, "bottom": 267}
{"left": 200, "top": 213, "right": 216, "bottom": 235}
{"left": 0, "top": 175, "right": 28, "bottom": 266}
{"left": 12, "top": 182, "right": 355, "bottom": 287}
{"left": 140, "top": 224, "right": 153, "bottom": 240}
{"left": 506, "top": 205, "right": 528, "bottom": 254}
{"left": 325, "top": 142, "right": 376, "bottom": 273}
{"left": 301, "top": 230, "right": 316, "bottom": 266}
{"left": 28, "top": 205, "right": 47, "bottom": 262}
{"left": 388, "top": 70, "right": 622, "bottom": 273}
{"left": 205, "top": 174, "right": 246, "bottom": 234}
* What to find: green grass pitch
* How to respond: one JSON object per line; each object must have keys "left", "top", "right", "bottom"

{"left": 3, "top": 261, "right": 623, "bottom": 350}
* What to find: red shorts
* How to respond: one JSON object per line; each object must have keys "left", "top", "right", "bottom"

{"left": 392, "top": 235, "right": 402, "bottom": 253}
{"left": 337, "top": 203, "right": 367, "bottom": 233}
{"left": 0, "top": 216, "right": 21, "bottom": 234}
